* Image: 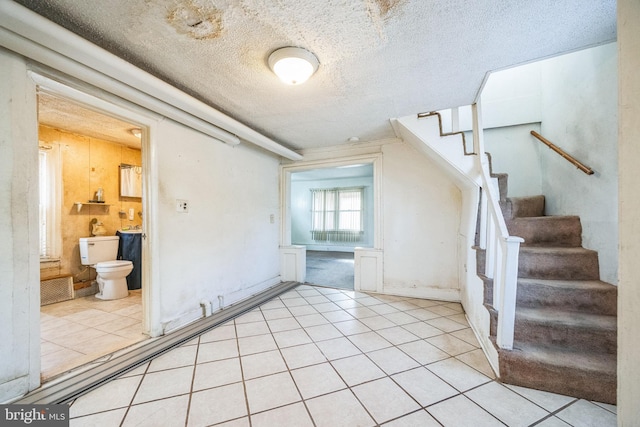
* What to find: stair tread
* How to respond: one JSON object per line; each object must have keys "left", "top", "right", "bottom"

{"left": 516, "top": 307, "right": 616, "bottom": 330}
{"left": 519, "top": 246, "right": 597, "bottom": 254}
{"left": 507, "top": 341, "right": 616, "bottom": 374}
{"left": 509, "top": 215, "right": 580, "bottom": 222}
{"left": 517, "top": 278, "right": 616, "bottom": 290}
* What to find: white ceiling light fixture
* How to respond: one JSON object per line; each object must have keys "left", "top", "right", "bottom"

{"left": 268, "top": 47, "right": 319, "bottom": 85}
{"left": 129, "top": 128, "right": 142, "bottom": 138}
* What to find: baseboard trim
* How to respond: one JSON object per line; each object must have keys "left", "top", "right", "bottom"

{"left": 381, "top": 286, "right": 460, "bottom": 302}
{"left": 15, "top": 281, "right": 299, "bottom": 404}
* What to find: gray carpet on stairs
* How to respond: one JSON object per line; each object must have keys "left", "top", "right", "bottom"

{"left": 305, "top": 250, "right": 354, "bottom": 290}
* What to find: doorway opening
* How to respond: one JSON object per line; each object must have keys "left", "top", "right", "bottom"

{"left": 37, "top": 89, "right": 149, "bottom": 382}
{"left": 290, "top": 164, "right": 374, "bottom": 290}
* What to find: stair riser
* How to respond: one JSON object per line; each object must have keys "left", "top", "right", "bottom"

{"left": 513, "top": 320, "right": 617, "bottom": 354}
{"left": 518, "top": 251, "right": 600, "bottom": 280}
{"left": 501, "top": 196, "right": 545, "bottom": 220}
{"left": 517, "top": 283, "right": 617, "bottom": 315}
{"left": 499, "top": 353, "right": 616, "bottom": 404}
{"left": 507, "top": 217, "right": 582, "bottom": 247}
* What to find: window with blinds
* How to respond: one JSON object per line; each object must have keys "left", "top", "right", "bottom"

{"left": 310, "top": 187, "right": 364, "bottom": 242}
{"left": 39, "top": 145, "right": 61, "bottom": 260}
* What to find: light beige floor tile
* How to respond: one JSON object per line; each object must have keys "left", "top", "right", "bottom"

{"left": 369, "top": 303, "right": 400, "bottom": 315}
{"left": 267, "top": 317, "right": 301, "bottom": 332}
{"left": 428, "top": 305, "right": 460, "bottom": 317}
{"left": 200, "top": 324, "right": 236, "bottom": 343}
{"left": 241, "top": 350, "right": 287, "bottom": 379}
{"left": 215, "top": 418, "right": 250, "bottom": 427}
{"left": 426, "top": 358, "right": 492, "bottom": 392}
{"left": 304, "top": 323, "right": 343, "bottom": 342}
{"left": 297, "top": 288, "right": 322, "bottom": 297}
{"left": 272, "top": 329, "right": 312, "bottom": 348}
{"left": 291, "top": 362, "right": 346, "bottom": 399}
{"left": 426, "top": 317, "right": 468, "bottom": 333}
{"left": 344, "top": 306, "right": 378, "bottom": 318}
{"left": 466, "top": 382, "right": 549, "bottom": 427}
{"left": 305, "top": 295, "right": 331, "bottom": 304}
{"left": 280, "top": 291, "right": 300, "bottom": 299}
{"left": 112, "top": 304, "right": 142, "bottom": 317}
{"left": 193, "top": 357, "right": 243, "bottom": 391}
{"left": 427, "top": 334, "right": 477, "bottom": 356}
{"left": 280, "top": 343, "right": 327, "bottom": 369}
{"left": 353, "top": 377, "right": 420, "bottom": 424}
{"left": 504, "top": 384, "right": 575, "bottom": 412}
{"left": 315, "top": 337, "right": 362, "bottom": 360}
{"left": 333, "top": 299, "right": 362, "bottom": 309}
{"left": 401, "top": 321, "right": 445, "bottom": 339}
{"left": 92, "top": 315, "right": 140, "bottom": 333}
{"left": 119, "top": 362, "right": 149, "bottom": 378}
{"left": 122, "top": 395, "right": 189, "bottom": 427}
{"left": 455, "top": 349, "right": 497, "bottom": 379}
{"left": 535, "top": 416, "right": 572, "bottom": 426}
{"left": 392, "top": 367, "right": 458, "bottom": 406}
{"left": 359, "top": 315, "right": 396, "bottom": 330}
{"left": 262, "top": 307, "right": 293, "bottom": 320}
{"left": 398, "top": 340, "right": 450, "bottom": 365}
{"left": 331, "top": 354, "right": 386, "bottom": 386}
{"left": 181, "top": 336, "right": 200, "bottom": 346}
{"left": 348, "top": 331, "right": 393, "bottom": 353}
{"left": 234, "top": 310, "right": 266, "bottom": 324}
{"left": 295, "top": 313, "right": 330, "bottom": 327}
{"left": 251, "top": 402, "right": 314, "bottom": 427}
{"left": 325, "top": 292, "right": 353, "bottom": 301}
{"left": 235, "top": 321, "right": 270, "bottom": 337}
{"left": 197, "top": 339, "right": 239, "bottom": 364}
{"left": 333, "top": 319, "right": 371, "bottom": 336}
{"left": 367, "top": 347, "right": 420, "bottom": 375}
{"left": 70, "top": 408, "right": 127, "bottom": 427}
{"left": 382, "top": 410, "right": 441, "bottom": 426}
{"left": 305, "top": 389, "right": 375, "bottom": 427}
{"left": 41, "top": 322, "right": 93, "bottom": 342}
{"left": 287, "top": 304, "right": 318, "bottom": 316}
{"left": 593, "top": 401, "right": 617, "bottom": 414}
{"left": 283, "top": 297, "right": 309, "bottom": 307}
{"left": 70, "top": 376, "right": 142, "bottom": 417}
{"left": 188, "top": 383, "right": 248, "bottom": 427}
{"left": 245, "top": 372, "right": 301, "bottom": 414}
{"left": 404, "top": 308, "right": 441, "bottom": 321}
{"left": 78, "top": 334, "right": 141, "bottom": 357}
{"left": 41, "top": 341, "right": 66, "bottom": 356}
{"left": 113, "top": 324, "right": 147, "bottom": 340}
{"left": 411, "top": 299, "right": 446, "bottom": 309}
{"left": 41, "top": 347, "right": 87, "bottom": 374}
{"left": 447, "top": 313, "right": 470, "bottom": 326}
{"left": 556, "top": 399, "right": 617, "bottom": 427}
{"left": 321, "top": 310, "right": 354, "bottom": 323}
{"left": 133, "top": 366, "right": 193, "bottom": 404}
{"left": 41, "top": 316, "right": 76, "bottom": 332}
{"left": 450, "top": 328, "right": 480, "bottom": 346}
{"left": 428, "top": 395, "right": 504, "bottom": 427}
{"left": 387, "top": 300, "right": 420, "bottom": 310}
{"left": 237, "top": 334, "right": 277, "bottom": 355}
{"left": 312, "top": 302, "right": 343, "bottom": 312}
{"left": 376, "top": 326, "right": 420, "bottom": 345}
{"left": 358, "top": 296, "right": 386, "bottom": 307}
{"left": 384, "top": 311, "right": 423, "bottom": 325}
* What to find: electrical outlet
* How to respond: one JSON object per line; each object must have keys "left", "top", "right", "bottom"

{"left": 176, "top": 199, "right": 189, "bottom": 213}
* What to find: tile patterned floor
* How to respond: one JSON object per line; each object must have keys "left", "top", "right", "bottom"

{"left": 41, "top": 290, "right": 147, "bottom": 380}
{"left": 66, "top": 285, "right": 617, "bottom": 426}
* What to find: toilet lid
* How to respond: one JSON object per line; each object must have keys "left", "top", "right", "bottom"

{"left": 96, "top": 260, "right": 132, "bottom": 269}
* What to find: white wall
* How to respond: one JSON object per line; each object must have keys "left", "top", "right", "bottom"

{"left": 155, "top": 121, "right": 281, "bottom": 332}
{"left": 381, "top": 142, "right": 462, "bottom": 298}
{"left": 291, "top": 175, "right": 374, "bottom": 250}
{"left": 617, "top": 0, "right": 640, "bottom": 422}
{"left": 0, "top": 49, "right": 41, "bottom": 402}
{"left": 539, "top": 43, "right": 618, "bottom": 284}
{"left": 0, "top": 49, "right": 283, "bottom": 401}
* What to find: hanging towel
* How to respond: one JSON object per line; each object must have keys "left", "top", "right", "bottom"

{"left": 121, "top": 166, "right": 142, "bottom": 198}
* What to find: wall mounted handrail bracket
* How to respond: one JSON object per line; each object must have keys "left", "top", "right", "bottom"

{"left": 530, "top": 131, "right": 594, "bottom": 175}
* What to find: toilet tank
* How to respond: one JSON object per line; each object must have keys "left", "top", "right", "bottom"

{"left": 79, "top": 236, "right": 120, "bottom": 265}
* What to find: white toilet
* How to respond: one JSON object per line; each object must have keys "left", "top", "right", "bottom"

{"left": 79, "top": 236, "right": 133, "bottom": 300}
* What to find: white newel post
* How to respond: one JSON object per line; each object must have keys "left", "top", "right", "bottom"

{"left": 496, "top": 236, "right": 523, "bottom": 350}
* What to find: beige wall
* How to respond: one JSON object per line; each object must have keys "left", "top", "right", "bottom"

{"left": 38, "top": 125, "right": 142, "bottom": 282}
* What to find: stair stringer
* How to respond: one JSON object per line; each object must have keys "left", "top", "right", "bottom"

{"left": 392, "top": 113, "right": 481, "bottom": 189}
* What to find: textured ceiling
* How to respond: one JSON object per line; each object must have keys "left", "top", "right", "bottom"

{"left": 18, "top": 0, "right": 616, "bottom": 152}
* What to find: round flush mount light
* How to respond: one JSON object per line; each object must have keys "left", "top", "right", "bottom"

{"left": 268, "top": 46, "right": 319, "bottom": 85}
{"left": 129, "top": 128, "right": 142, "bottom": 138}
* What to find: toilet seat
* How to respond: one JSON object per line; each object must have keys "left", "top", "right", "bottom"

{"left": 95, "top": 260, "right": 132, "bottom": 271}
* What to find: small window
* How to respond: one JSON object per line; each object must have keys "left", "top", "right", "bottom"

{"left": 39, "top": 144, "right": 61, "bottom": 260}
{"left": 310, "top": 187, "right": 363, "bottom": 242}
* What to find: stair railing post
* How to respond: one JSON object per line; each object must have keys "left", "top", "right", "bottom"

{"left": 496, "top": 236, "right": 524, "bottom": 350}
{"left": 472, "top": 102, "right": 485, "bottom": 156}
{"left": 479, "top": 189, "right": 488, "bottom": 250}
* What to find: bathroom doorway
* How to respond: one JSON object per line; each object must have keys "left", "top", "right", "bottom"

{"left": 37, "top": 87, "right": 150, "bottom": 381}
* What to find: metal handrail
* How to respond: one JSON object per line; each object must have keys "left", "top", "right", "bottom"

{"left": 530, "top": 131, "right": 594, "bottom": 175}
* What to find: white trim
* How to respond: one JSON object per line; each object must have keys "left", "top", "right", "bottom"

{"left": 380, "top": 286, "right": 461, "bottom": 302}
{"left": 0, "top": 0, "right": 302, "bottom": 161}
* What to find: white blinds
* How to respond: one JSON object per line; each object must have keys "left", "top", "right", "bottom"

{"left": 311, "top": 187, "right": 364, "bottom": 242}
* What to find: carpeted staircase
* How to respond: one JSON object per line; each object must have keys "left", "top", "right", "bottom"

{"left": 478, "top": 164, "right": 617, "bottom": 404}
